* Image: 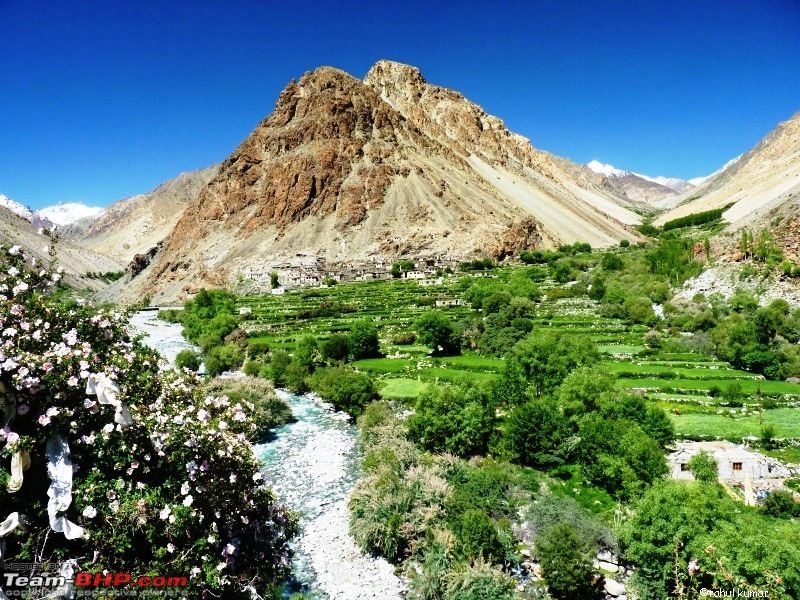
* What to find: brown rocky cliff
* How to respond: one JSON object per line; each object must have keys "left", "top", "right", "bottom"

{"left": 176, "top": 68, "right": 406, "bottom": 232}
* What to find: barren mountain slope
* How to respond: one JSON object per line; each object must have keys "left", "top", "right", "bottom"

{"left": 0, "top": 205, "right": 124, "bottom": 291}
{"left": 654, "top": 112, "right": 800, "bottom": 233}
{"left": 110, "top": 61, "right": 642, "bottom": 304}
{"left": 61, "top": 165, "right": 219, "bottom": 263}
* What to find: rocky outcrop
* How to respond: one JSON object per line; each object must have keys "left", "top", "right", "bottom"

{"left": 127, "top": 243, "right": 162, "bottom": 279}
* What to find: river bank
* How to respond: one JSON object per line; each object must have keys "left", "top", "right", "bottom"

{"left": 128, "top": 313, "right": 404, "bottom": 599}
{"left": 258, "top": 391, "right": 406, "bottom": 599}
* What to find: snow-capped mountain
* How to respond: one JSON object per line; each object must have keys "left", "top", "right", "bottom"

{"left": 0, "top": 196, "right": 104, "bottom": 227}
{"left": 587, "top": 160, "right": 632, "bottom": 178}
{"left": 587, "top": 161, "right": 694, "bottom": 193}
{"left": 36, "top": 202, "right": 104, "bottom": 226}
{"left": 0, "top": 194, "right": 36, "bottom": 221}
{"left": 588, "top": 156, "right": 743, "bottom": 193}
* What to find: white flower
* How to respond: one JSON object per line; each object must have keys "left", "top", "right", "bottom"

{"left": 180, "top": 482, "right": 190, "bottom": 495}
{"left": 102, "top": 423, "right": 114, "bottom": 434}
{"left": 189, "top": 567, "right": 201, "bottom": 578}
{"left": 159, "top": 506, "right": 171, "bottom": 520}
{"left": 183, "top": 495, "right": 194, "bottom": 507}
{"left": 167, "top": 543, "right": 175, "bottom": 553}
{"left": 83, "top": 506, "right": 97, "bottom": 519}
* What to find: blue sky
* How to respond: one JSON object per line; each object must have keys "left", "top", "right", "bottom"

{"left": 1, "top": 0, "right": 799, "bottom": 210}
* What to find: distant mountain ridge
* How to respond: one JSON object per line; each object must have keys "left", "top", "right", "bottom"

{"left": 654, "top": 112, "right": 800, "bottom": 256}
{"left": 60, "top": 166, "right": 219, "bottom": 263}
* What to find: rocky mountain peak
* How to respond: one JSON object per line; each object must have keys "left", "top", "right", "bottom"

{"left": 363, "top": 59, "right": 427, "bottom": 97}
{"left": 108, "top": 61, "right": 642, "bottom": 304}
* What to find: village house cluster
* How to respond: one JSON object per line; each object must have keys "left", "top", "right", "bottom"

{"left": 241, "top": 254, "right": 468, "bottom": 294}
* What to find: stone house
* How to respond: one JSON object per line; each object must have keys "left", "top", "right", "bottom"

{"left": 668, "top": 441, "right": 790, "bottom": 484}
{"left": 435, "top": 298, "right": 465, "bottom": 308}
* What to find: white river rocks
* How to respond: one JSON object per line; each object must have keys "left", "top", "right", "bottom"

{"left": 258, "top": 392, "right": 406, "bottom": 599}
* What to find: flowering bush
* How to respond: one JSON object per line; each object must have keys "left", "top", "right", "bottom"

{"left": 0, "top": 242, "right": 297, "bottom": 598}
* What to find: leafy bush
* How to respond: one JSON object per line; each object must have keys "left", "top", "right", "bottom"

{"left": 175, "top": 349, "right": 201, "bottom": 372}
{"left": 0, "top": 242, "right": 297, "bottom": 598}
{"left": 320, "top": 334, "right": 350, "bottom": 363}
{"left": 455, "top": 509, "right": 504, "bottom": 561}
{"left": 601, "top": 253, "right": 624, "bottom": 271}
{"left": 688, "top": 450, "right": 718, "bottom": 482}
{"left": 243, "top": 359, "right": 264, "bottom": 377}
{"left": 392, "top": 331, "right": 417, "bottom": 345}
{"left": 760, "top": 489, "right": 799, "bottom": 518}
{"left": 444, "top": 559, "right": 516, "bottom": 600}
{"left": 248, "top": 341, "right": 271, "bottom": 358}
{"left": 312, "top": 369, "right": 378, "bottom": 417}
{"left": 204, "top": 343, "right": 245, "bottom": 377}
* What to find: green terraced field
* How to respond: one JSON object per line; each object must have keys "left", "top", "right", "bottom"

{"left": 236, "top": 265, "right": 800, "bottom": 443}
{"left": 670, "top": 408, "right": 800, "bottom": 439}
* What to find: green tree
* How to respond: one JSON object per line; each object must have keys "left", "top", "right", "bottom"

{"left": 408, "top": 383, "right": 495, "bottom": 457}
{"left": 284, "top": 360, "right": 310, "bottom": 394}
{"left": 624, "top": 296, "right": 658, "bottom": 326}
{"left": 601, "top": 253, "right": 624, "bottom": 271}
{"left": 504, "top": 398, "right": 565, "bottom": 468}
{"left": 556, "top": 365, "right": 615, "bottom": 416}
{"left": 270, "top": 271, "right": 279, "bottom": 288}
{"left": 760, "top": 424, "right": 777, "bottom": 450}
{"left": 269, "top": 350, "right": 292, "bottom": 387}
{"left": 294, "top": 335, "right": 319, "bottom": 371}
{"left": 349, "top": 321, "right": 381, "bottom": 360}
{"left": 588, "top": 276, "right": 606, "bottom": 301}
{"left": 415, "top": 311, "right": 460, "bottom": 356}
{"left": 536, "top": 523, "right": 600, "bottom": 599}
{"left": 456, "top": 510, "right": 504, "bottom": 562}
{"left": 327, "top": 371, "right": 378, "bottom": 417}
{"left": 760, "top": 489, "right": 798, "bottom": 518}
{"left": 182, "top": 288, "right": 239, "bottom": 345}
{"left": 321, "top": 334, "right": 350, "bottom": 363}
{"left": 513, "top": 332, "right": 600, "bottom": 397}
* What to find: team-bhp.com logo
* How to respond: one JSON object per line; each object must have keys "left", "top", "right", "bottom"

{"left": 2, "top": 571, "right": 188, "bottom": 597}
